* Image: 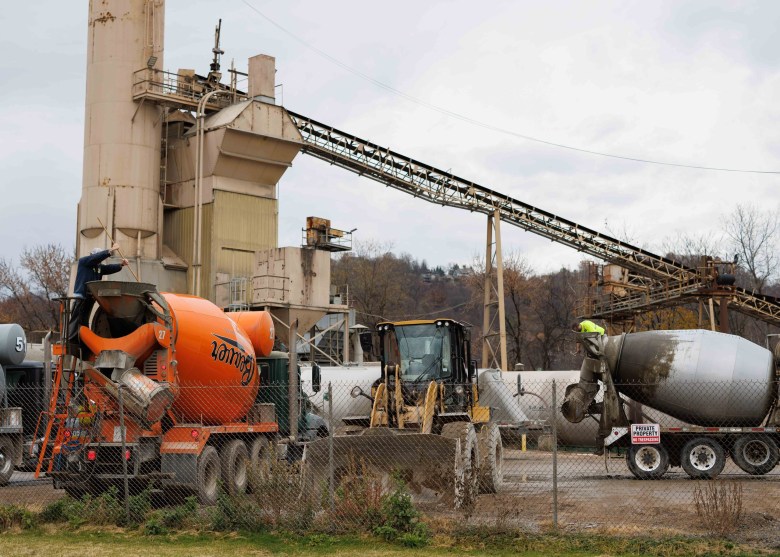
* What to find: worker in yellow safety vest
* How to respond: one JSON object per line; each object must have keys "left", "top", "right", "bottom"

{"left": 572, "top": 320, "right": 605, "bottom": 335}
{"left": 572, "top": 320, "right": 605, "bottom": 356}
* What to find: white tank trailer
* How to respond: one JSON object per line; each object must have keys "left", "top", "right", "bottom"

{"left": 563, "top": 329, "right": 780, "bottom": 480}
{"left": 301, "top": 365, "right": 672, "bottom": 448}
{"left": 0, "top": 324, "right": 26, "bottom": 484}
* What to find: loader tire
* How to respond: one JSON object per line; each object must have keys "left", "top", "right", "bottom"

{"left": 681, "top": 437, "right": 725, "bottom": 480}
{"left": 477, "top": 423, "right": 503, "bottom": 493}
{"left": 440, "top": 421, "right": 479, "bottom": 509}
{"left": 732, "top": 435, "right": 780, "bottom": 476}
{"left": 197, "top": 445, "right": 221, "bottom": 505}
{"left": 221, "top": 440, "right": 249, "bottom": 497}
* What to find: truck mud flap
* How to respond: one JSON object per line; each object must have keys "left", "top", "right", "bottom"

{"left": 303, "top": 428, "right": 462, "bottom": 505}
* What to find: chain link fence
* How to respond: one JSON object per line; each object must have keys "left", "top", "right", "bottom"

{"left": 0, "top": 376, "right": 778, "bottom": 541}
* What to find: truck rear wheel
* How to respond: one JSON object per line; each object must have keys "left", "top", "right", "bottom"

{"left": 197, "top": 445, "right": 221, "bottom": 505}
{"left": 248, "top": 436, "right": 274, "bottom": 492}
{"left": 0, "top": 437, "right": 14, "bottom": 486}
{"left": 440, "top": 421, "right": 479, "bottom": 508}
{"left": 626, "top": 444, "right": 669, "bottom": 479}
{"left": 681, "top": 437, "right": 725, "bottom": 479}
{"left": 732, "top": 435, "right": 780, "bottom": 476}
{"left": 221, "top": 440, "right": 249, "bottom": 497}
{"left": 477, "top": 423, "right": 503, "bottom": 493}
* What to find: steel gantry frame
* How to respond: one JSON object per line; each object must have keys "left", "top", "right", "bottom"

{"left": 482, "top": 210, "right": 507, "bottom": 370}
{"left": 287, "top": 110, "right": 780, "bottom": 329}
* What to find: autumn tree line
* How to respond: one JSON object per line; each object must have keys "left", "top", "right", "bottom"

{"left": 333, "top": 203, "right": 780, "bottom": 370}
{"left": 1, "top": 204, "right": 777, "bottom": 369}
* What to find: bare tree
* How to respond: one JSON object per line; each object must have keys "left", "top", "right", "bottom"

{"left": 0, "top": 243, "right": 71, "bottom": 333}
{"left": 465, "top": 251, "right": 532, "bottom": 369}
{"left": 332, "top": 240, "right": 413, "bottom": 326}
{"left": 603, "top": 218, "right": 641, "bottom": 246}
{"left": 660, "top": 233, "right": 724, "bottom": 268}
{"left": 526, "top": 267, "right": 582, "bottom": 370}
{"left": 724, "top": 204, "right": 779, "bottom": 293}
{"left": 501, "top": 254, "right": 533, "bottom": 369}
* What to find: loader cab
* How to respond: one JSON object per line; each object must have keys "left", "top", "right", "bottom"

{"left": 377, "top": 319, "right": 474, "bottom": 385}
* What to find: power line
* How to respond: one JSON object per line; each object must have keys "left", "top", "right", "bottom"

{"left": 241, "top": 0, "right": 780, "bottom": 175}
{"left": 410, "top": 300, "right": 471, "bottom": 319}
{"left": 352, "top": 300, "right": 471, "bottom": 322}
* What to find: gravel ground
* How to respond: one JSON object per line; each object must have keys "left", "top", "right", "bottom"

{"left": 2, "top": 449, "right": 778, "bottom": 548}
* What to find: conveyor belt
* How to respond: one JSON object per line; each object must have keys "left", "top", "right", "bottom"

{"left": 289, "top": 110, "right": 780, "bottom": 327}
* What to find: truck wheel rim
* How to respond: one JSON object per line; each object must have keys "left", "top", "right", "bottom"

{"left": 635, "top": 447, "right": 660, "bottom": 472}
{"left": 742, "top": 440, "right": 770, "bottom": 466}
{"left": 235, "top": 456, "right": 247, "bottom": 488}
{"left": 204, "top": 459, "right": 218, "bottom": 496}
{"left": 689, "top": 445, "right": 716, "bottom": 470}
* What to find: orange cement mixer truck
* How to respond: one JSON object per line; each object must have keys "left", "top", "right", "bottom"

{"left": 38, "top": 281, "right": 305, "bottom": 504}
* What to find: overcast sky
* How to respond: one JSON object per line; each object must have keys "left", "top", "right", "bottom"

{"left": 1, "top": 1, "right": 778, "bottom": 274}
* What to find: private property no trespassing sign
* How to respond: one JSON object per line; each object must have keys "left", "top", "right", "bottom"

{"left": 631, "top": 423, "right": 660, "bottom": 444}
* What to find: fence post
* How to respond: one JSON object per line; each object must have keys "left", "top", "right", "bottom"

{"left": 117, "top": 385, "right": 131, "bottom": 524}
{"left": 551, "top": 378, "right": 558, "bottom": 530}
{"left": 328, "top": 381, "right": 334, "bottom": 512}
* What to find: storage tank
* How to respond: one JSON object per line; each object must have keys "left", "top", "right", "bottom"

{"left": 488, "top": 369, "right": 599, "bottom": 446}
{"left": 79, "top": 0, "right": 164, "bottom": 259}
{"left": 603, "top": 329, "right": 775, "bottom": 427}
{"left": 0, "top": 324, "right": 26, "bottom": 366}
{"left": 300, "top": 364, "right": 383, "bottom": 423}
{"left": 0, "top": 324, "right": 27, "bottom": 408}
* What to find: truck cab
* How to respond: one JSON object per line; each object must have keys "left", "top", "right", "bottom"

{"left": 376, "top": 319, "right": 478, "bottom": 416}
{"left": 256, "top": 351, "right": 328, "bottom": 444}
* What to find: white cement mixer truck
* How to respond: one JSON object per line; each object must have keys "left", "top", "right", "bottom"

{"left": 562, "top": 329, "right": 780, "bottom": 480}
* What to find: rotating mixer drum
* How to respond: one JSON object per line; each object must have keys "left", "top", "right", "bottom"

{"left": 603, "top": 329, "right": 775, "bottom": 427}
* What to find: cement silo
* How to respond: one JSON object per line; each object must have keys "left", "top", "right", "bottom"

{"left": 78, "top": 0, "right": 185, "bottom": 290}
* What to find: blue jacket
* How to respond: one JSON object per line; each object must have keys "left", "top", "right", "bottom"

{"left": 73, "top": 249, "right": 123, "bottom": 298}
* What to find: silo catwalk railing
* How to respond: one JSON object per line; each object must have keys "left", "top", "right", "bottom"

{"left": 287, "top": 110, "right": 780, "bottom": 327}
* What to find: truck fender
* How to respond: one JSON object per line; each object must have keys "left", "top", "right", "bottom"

{"left": 604, "top": 427, "right": 629, "bottom": 446}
